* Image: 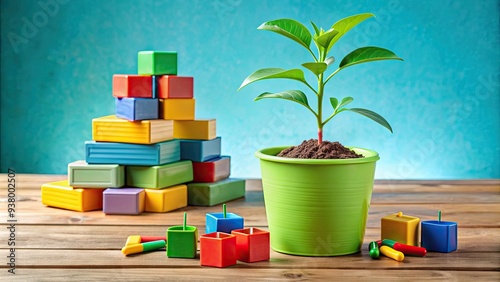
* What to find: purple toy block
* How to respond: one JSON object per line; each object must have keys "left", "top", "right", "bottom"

{"left": 103, "top": 188, "right": 145, "bottom": 215}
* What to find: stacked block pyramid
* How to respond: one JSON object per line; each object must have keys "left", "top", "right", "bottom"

{"left": 41, "top": 51, "right": 246, "bottom": 214}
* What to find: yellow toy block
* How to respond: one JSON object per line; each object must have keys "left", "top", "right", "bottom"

{"left": 41, "top": 180, "right": 104, "bottom": 212}
{"left": 381, "top": 212, "right": 420, "bottom": 246}
{"left": 144, "top": 184, "right": 188, "bottom": 212}
{"left": 173, "top": 119, "right": 216, "bottom": 140}
{"left": 92, "top": 115, "right": 173, "bottom": 144}
{"left": 160, "top": 99, "right": 195, "bottom": 120}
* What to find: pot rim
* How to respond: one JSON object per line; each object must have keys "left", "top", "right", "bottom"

{"left": 255, "top": 146, "right": 380, "bottom": 165}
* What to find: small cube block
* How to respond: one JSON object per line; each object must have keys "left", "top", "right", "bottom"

{"left": 200, "top": 232, "right": 237, "bottom": 268}
{"left": 41, "top": 180, "right": 104, "bottom": 212}
{"left": 231, "top": 228, "right": 270, "bottom": 263}
{"left": 206, "top": 212, "right": 244, "bottom": 234}
{"left": 192, "top": 156, "right": 230, "bottom": 183}
{"left": 188, "top": 178, "right": 245, "bottom": 206}
{"left": 180, "top": 137, "right": 221, "bottom": 162}
{"left": 173, "top": 119, "right": 216, "bottom": 140}
{"left": 112, "top": 75, "right": 152, "bottom": 98}
{"left": 159, "top": 98, "right": 195, "bottom": 120}
{"left": 92, "top": 115, "right": 173, "bottom": 144}
{"left": 127, "top": 160, "right": 193, "bottom": 189}
{"left": 138, "top": 51, "right": 177, "bottom": 75}
{"left": 68, "top": 161, "right": 124, "bottom": 188}
{"left": 144, "top": 185, "right": 188, "bottom": 212}
{"left": 156, "top": 76, "right": 193, "bottom": 98}
{"left": 166, "top": 225, "right": 198, "bottom": 258}
{"left": 116, "top": 98, "right": 159, "bottom": 121}
{"left": 381, "top": 212, "right": 420, "bottom": 246}
{"left": 421, "top": 220, "right": 458, "bottom": 253}
{"left": 103, "top": 188, "right": 145, "bottom": 215}
{"left": 85, "top": 140, "right": 180, "bottom": 166}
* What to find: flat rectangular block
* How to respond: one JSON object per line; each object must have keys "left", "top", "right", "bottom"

{"left": 180, "top": 137, "right": 221, "bottom": 162}
{"left": 103, "top": 188, "right": 145, "bottom": 215}
{"left": 138, "top": 51, "right": 177, "bottom": 75}
{"left": 156, "top": 76, "right": 193, "bottom": 98}
{"left": 381, "top": 212, "right": 420, "bottom": 246}
{"left": 116, "top": 98, "right": 159, "bottom": 121}
{"left": 159, "top": 99, "right": 195, "bottom": 120}
{"left": 41, "top": 180, "right": 104, "bottom": 212}
{"left": 68, "top": 160, "right": 124, "bottom": 188}
{"left": 112, "top": 75, "right": 152, "bottom": 98}
{"left": 192, "top": 156, "right": 230, "bottom": 183}
{"left": 85, "top": 140, "right": 180, "bottom": 166}
{"left": 145, "top": 185, "right": 188, "bottom": 212}
{"left": 92, "top": 115, "right": 173, "bottom": 144}
{"left": 173, "top": 119, "right": 216, "bottom": 140}
{"left": 187, "top": 178, "right": 245, "bottom": 206}
{"left": 127, "top": 160, "right": 193, "bottom": 189}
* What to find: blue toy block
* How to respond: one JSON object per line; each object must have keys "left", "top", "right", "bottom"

{"left": 85, "top": 140, "right": 180, "bottom": 166}
{"left": 421, "top": 220, "right": 458, "bottom": 253}
{"left": 206, "top": 212, "right": 244, "bottom": 234}
{"left": 180, "top": 137, "right": 221, "bottom": 162}
{"left": 115, "top": 98, "right": 158, "bottom": 121}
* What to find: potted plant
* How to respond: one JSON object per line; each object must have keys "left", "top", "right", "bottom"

{"left": 238, "top": 13, "right": 403, "bottom": 256}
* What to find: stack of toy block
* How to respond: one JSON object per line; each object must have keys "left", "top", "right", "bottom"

{"left": 41, "top": 51, "right": 245, "bottom": 214}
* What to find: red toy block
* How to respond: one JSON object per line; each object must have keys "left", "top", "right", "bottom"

{"left": 113, "top": 75, "right": 153, "bottom": 98}
{"left": 192, "top": 156, "right": 230, "bottom": 182}
{"left": 200, "top": 232, "right": 236, "bottom": 268}
{"left": 231, "top": 228, "right": 270, "bottom": 263}
{"left": 156, "top": 76, "right": 193, "bottom": 98}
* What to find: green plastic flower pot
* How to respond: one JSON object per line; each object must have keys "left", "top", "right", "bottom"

{"left": 255, "top": 146, "right": 379, "bottom": 256}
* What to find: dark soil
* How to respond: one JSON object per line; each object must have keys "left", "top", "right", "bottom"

{"left": 277, "top": 139, "right": 364, "bottom": 159}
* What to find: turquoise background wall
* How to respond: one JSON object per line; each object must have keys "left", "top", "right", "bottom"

{"left": 1, "top": 0, "right": 499, "bottom": 179}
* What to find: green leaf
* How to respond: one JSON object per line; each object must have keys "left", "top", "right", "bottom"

{"left": 310, "top": 21, "right": 320, "bottom": 36}
{"left": 325, "top": 56, "right": 335, "bottom": 65}
{"left": 302, "top": 62, "right": 327, "bottom": 75}
{"left": 330, "top": 97, "right": 338, "bottom": 109}
{"left": 258, "top": 19, "right": 312, "bottom": 50}
{"left": 254, "top": 90, "right": 310, "bottom": 109}
{"left": 338, "top": 96, "right": 354, "bottom": 109}
{"left": 315, "top": 28, "right": 339, "bottom": 49}
{"left": 339, "top": 46, "right": 403, "bottom": 69}
{"left": 327, "top": 13, "right": 374, "bottom": 53}
{"left": 238, "top": 68, "right": 306, "bottom": 90}
{"left": 344, "top": 108, "right": 393, "bottom": 133}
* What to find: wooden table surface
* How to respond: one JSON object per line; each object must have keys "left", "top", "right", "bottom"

{"left": 0, "top": 174, "right": 499, "bottom": 281}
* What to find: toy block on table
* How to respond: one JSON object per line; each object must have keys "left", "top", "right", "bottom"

{"left": 68, "top": 160, "right": 124, "bottom": 188}
{"left": 188, "top": 178, "right": 245, "bottom": 206}
{"left": 381, "top": 212, "right": 420, "bottom": 246}
{"left": 156, "top": 76, "right": 193, "bottom": 98}
{"left": 112, "top": 75, "right": 152, "bottom": 98}
{"left": 92, "top": 115, "right": 173, "bottom": 144}
{"left": 85, "top": 140, "right": 180, "bottom": 166}
{"left": 144, "top": 184, "right": 187, "bottom": 212}
{"left": 103, "top": 188, "right": 145, "bottom": 215}
{"left": 173, "top": 119, "right": 216, "bottom": 140}
{"left": 200, "top": 232, "right": 237, "bottom": 268}
{"left": 180, "top": 137, "right": 221, "bottom": 162}
{"left": 206, "top": 204, "right": 244, "bottom": 234}
{"left": 192, "top": 156, "right": 230, "bottom": 183}
{"left": 166, "top": 213, "right": 198, "bottom": 258}
{"left": 159, "top": 98, "right": 195, "bottom": 120}
{"left": 138, "top": 51, "right": 177, "bottom": 75}
{"left": 127, "top": 160, "right": 193, "bottom": 189}
{"left": 116, "top": 98, "right": 158, "bottom": 121}
{"left": 231, "top": 228, "right": 270, "bottom": 263}
{"left": 421, "top": 211, "right": 457, "bottom": 253}
{"left": 41, "top": 180, "right": 104, "bottom": 212}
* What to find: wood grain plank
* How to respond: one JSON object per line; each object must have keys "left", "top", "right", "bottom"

{"left": 6, "top": 269, "right": 500, "bottom": 282}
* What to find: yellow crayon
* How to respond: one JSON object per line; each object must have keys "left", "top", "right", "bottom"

{"left": 121, "top": 240, "right": 166, "bottom": 256}
{"left": 380, "top": 245, "right": 405, "bottom": 262}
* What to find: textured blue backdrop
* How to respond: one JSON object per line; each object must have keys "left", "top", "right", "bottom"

{"left": 1, "top": 0, "right": 499, "bottom": 179}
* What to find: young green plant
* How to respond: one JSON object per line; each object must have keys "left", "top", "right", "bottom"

{"left": 238, "top": 13, "right": 403, "bottom": 144}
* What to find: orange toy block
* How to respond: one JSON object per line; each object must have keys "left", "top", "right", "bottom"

{"left": 113, "top": 75, "right": 153, "bottom": 98}
{"left": 159, "top": 98, "right": 195, "bottom": 120}
{"left": 156, "top": 76, "right": 193, "bottom": 98}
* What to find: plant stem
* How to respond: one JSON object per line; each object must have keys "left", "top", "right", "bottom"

{"left": 317, "top": 72, "right": 324, "bottom": 144}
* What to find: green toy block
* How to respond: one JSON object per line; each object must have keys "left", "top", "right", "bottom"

{"left": 138, "top": 51, "right": 177, "bottom": 75}
{"left": 127, "top": 160, "right": 193, "bottom": 189}
{"left": 166, "top": 226, "right": 198, "bottom": 258}
{"left": 68, "top": 160, "right": 124, "bottom": 188}
{"left": 187, "top": 178, "right": 246, "bottom": 206}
